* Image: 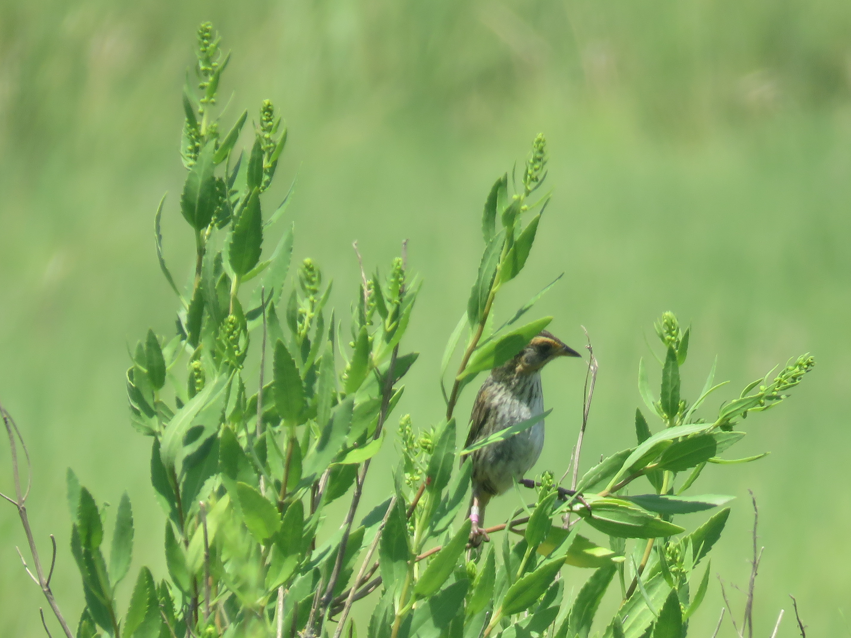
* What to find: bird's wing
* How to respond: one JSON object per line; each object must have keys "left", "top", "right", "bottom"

{"left": 462, "top": 384, "right": 491, "bottom": 466}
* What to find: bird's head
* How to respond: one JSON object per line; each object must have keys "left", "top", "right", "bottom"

{"left": 514, "top": 331, "right": 581, "bottom": 375}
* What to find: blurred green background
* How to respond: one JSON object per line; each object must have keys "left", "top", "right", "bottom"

{"left": 1, "top": 0, "right": 850, "bottom": 635}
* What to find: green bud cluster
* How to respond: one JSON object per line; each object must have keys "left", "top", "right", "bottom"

{"left": 188, "top": 359, "right": 205, "bottom": 398}
{"left": 196, "top": 22, "right": 222, "bottom": 111}
{"left": 655, "top": 312, "right": 681, "bottom": 350}
{"left": 260, "top": 100, "right": 277, "bottom": 155}
{"left": 387, "top": 258, "right": 406, "bottom": 305}
{"left": 299, "top": 259, "right": 321, "bottom": 298}
{"left": 211, "top": 177, "right": 231, "bottom": 228}
{"left": 182, "top": 120, "right": 202, "bottom": 166}
{"left": 535, "top": 470, "right": 555, "bottom": 501}
{"left": 773, "top": 354, "right": 815, "bottom": 393}
{"left": 523, "top": 133, "right": 547, "bottom": 196}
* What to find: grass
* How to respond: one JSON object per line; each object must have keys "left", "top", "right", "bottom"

{"left": 2, "top": 1, "right": 850, "bottom": 635}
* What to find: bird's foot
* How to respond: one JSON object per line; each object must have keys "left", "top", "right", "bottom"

{"left": 469, "top": 523, "right": 490, "bottom": 547}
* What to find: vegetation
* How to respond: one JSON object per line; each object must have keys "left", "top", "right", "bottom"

{"left": 2, "top": 24, "right": 820, "bottom": 637}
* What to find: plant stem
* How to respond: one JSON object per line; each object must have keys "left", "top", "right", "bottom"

{"left": 1, "top": 404, "right": 74, "bottom": 638}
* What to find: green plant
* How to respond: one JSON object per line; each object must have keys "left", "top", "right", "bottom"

{"left": 2, "top": 23, "right": 815, "bottom": 638}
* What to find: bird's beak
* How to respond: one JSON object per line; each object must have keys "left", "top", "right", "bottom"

{"left": 559, "top": 343, "right": 582, "bottom": 358}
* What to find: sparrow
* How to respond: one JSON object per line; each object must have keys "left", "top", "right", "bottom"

{"left": 463, "top": 331, "right": 581, "bottom": 544}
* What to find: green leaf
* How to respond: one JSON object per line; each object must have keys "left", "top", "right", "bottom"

{"left": 266, "top": 500, "right": 304, "bottom": 590}
{"left": 160, "top": 375, "right": 229, "bottom": 469}
{"left": 425, "top": 418, "right": 456, "bottom": 494}
{"left": 525, "top": 493, "right": 557, "bottom": 548}
{"left": 109, "top": 493, "right": 134, "bottom": 585}
{"left": 467, "top": 545, "right": 496, "bottom": 616}
{"left": 336, "top": 429, "right": 385, "bottom": 464}
{"left": 623, "top": 494, "right": 733, "bottom": 515}
{"left": 273, "top": 339, "right": 305, "bottom": 423}
{"left": 180, "top": 141, "right": 217, "bottom": 230}
{"left": 675, "top": 462, "right": 706, "bottom": 495}
{"left": 124, "top": 567, "right": 161, "bottom": 638}
{"left": 538, "top": 531, "right": 624, "bottom": 568}
{"left": 684, "top": 560, "right": 711, "bottom": 620}
{"left": 214, "top": 110, "right": 248, "bottom": 164}
{"left": 247, "top": 136, "right": 264, "bottom": 191}
{"left": 656, "top": 434, "right": 718, "bottom": 472}
{"left": 501, "top": 197, "right": 522, "bottom": 229}
{"left": 708, "top": 452, "right": 769, "bottom": 465}
{"left": 482, "top": 174, "right": 506, "bottom": 243}
{"left": 302, "top": 397, "right": 354, "bottom": 482}
{"left": 261, "top": 222, "right": 294, "bottom": 305}
{"left": 635, "top": 408, "right": 651, "bottom": 443}
{"left": 607, "top": 423, "right": 710, "bottom": 490}
{"left": 582, "top": 499, "right": 684, "bottom": 538}
{"left": 460, "top": 410, "right": 550, "bottom": 457}
{"left": 430, "top": 458, "right": 471, "bottom": 535}
{"left": 566, "top": 566, "right": 616, "bottom": 638}
{"left": 414, "top": 518, "right": 472, "bottom": 598}
{"left": 66, "top": 468, "right": 81, "bottom": 521}
{"left": 651, "top": 588, "right": 682, "bottom": 638}
{"left": 379, "top": 498, "right": 411, "bottom": 601}
{"left": 145, "top": 329, "right": 166, "bottom": 390}
{"left": 490, "top": 273, "right": 563, "bottom": 339}
{"left": 77, "top": 488, "right": 103, "bottom": 550}
{"left": 459, "top": 316, "right": 552, "bottom": 379}
{"left": 409, "top": 580, "right": 469, "bottom": 638}
{"left": 236, "top": 481, "right": 282, "bottom": 541}
{"left": 345, "top": 326, "right": 371, "bottom": 395}
{"left": 501, "top": 557, "right": 563, "bottom": 615}
{"left": 164, "top": 522, "right": 191, "bottom": 593}
{"left": 500, "top": 213, "right": 541, "bottom": 284}
{"left": 677, "top": 328, "right": 690, "bottom": 366}
{"left": 440, "top": 313, "right": 467, "bottom": 399}
{"left": 685, "top": 508, "right": 729, "bottom": 566}
{"left": 638, "top": 358, "right": 657, "bottom": 415}
{"left": 467, "top": 230, "right": 504, "bottom": 327}
{"left": 574, "top": 449, "right": 633, "bottom": 494}
{"left": 229, "top": 188, "right": 263, "bottom": 277}
{"left": 603, "top": 573, "right": 671, "bottom": 638}
{"left": 659, "top": 347, "right": 680, "bottom": 420}
{"left": 154, "top": 194, "right": 186, "bottom": 303}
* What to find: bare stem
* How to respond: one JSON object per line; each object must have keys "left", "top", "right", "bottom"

{"left": 769, "top": 609, "right": 786, "bottom": 638}
{"left": 789, "top": 595, "right": 806, "bottom": 637}
{"left": 315, "top": 346, "right": 399, "bottom": 635}
{"left": 199, "top": 502, "right": 211, "bottom": 624}
{"left": 710, "top": 608, "right": 726, "bottom": 638}
{"left": 571, "top": 327, "right": 597, "bottom": 491}
{"left": 744, "top": 491, "right": 762, "bottom": 638}
{"left": 1, "top": 403, "right": 74, "bottom": 638}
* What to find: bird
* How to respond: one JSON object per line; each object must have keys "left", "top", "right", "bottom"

{"left": 463, "top": 330, "right": 581, "bottom": 544}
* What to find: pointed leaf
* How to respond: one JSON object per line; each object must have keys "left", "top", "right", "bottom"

{"left": 467, "top": 546, "right": 496, "bottom": 616}
{"left": 213, "top": 110, "right": 248, "bottom": 164}
{"left": 425, "top": 418, "right": 456, "bottom": 494}
{"left": 638, "top": 358, "right": 657, "bottom": 415}
{"left": 345, "top": 326, "right": 371, "bottom": 394}
{"left": 302, "top": 397, "right": 354, "bottom": 481}
{"left": 500, "top": 213, "right": 541, "bottom": 284}
{"left": 229, "top": 188, "right": 263, "bottom": 277}
{"left": 656, "top": 434, "right": 717, "bottom": 472}
{"left": 154, "top": 194, "right": 185, "bottom": 303}
{"left": 660, "top": 347, "right": 680, "bottom": 419}
{"left": 145, "top": 330, "right": 166, "bottom": 390}
{"left": 414, "top": 518, "right": 472, "bottom": 598}
{"left": 459, "top": 316, "right": 553, "bottom": 379}
{"left": 261, "top": 222, "right": 294, "bottom": 305}
{"left": 623, "top": 494, "right": 733, "bottom": 515}
{"left": 164, "top": 523, "right": 191, "bottom": 593}
{"left": 651, "top": 588, "right": 682, "bottom": 638}
{"left": 501, "top": 557, "right": 564, "bottom": 615}
{"left": 247, "top": 137, "right": 263, "bottom": 191}
{"left": 379, "top": 498, "right": 411, "bottom": 599}
{"left": 582, "top": 499, "right": 684, "bottom": 538}
{"left": 461, "top": 410, "right": 550, "bottom": 457}
{"left": 482, "top": 175, "right": 506, "bottom": 243}
{"left": 180, "top": 141, "right": 217, "bottom": 230}
{"left": 109, "top": 493, "right": 134, "bottom": 585}
{"left": 409, "top": 580, "right": 469, "bottom": 638}
{"left": 273, "top": 339, "right": 305, "bottom": 423}
{"left": 566, "top": 565, "right": 616, "bottom": 638}
{"left": 236, "top": 481, "right": 282, "bottom": 541}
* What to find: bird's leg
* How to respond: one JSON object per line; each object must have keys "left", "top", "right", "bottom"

{"left": 468, "top": 491, "right": 490, "bottom": 547}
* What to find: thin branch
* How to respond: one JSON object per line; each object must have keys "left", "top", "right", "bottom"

{"left": 719, "top": 576, "right": 744, "bottom": 638}
{"left": 789, "top": 595, "right": 806, "bottom": 637}
{"left": 743, "top": 491, "right": 762, "bottom": 638}
{"left": 1, "top": 403, "right": 75, "bottom": 638}
{"left": 316, "top": 345, "right": 399, "bottom": 634}
{"left": 406, "top": 480, "right": 427, "bottom": 519}
{"left": 352, "top": 241, "right": 369, "bottom": 308}
{"left": 159, "top": 608, "right": 180, "bottom": 638}
{"left": 199, "top": 502, "right": 211, "bottom": 624}
{"left": 710, "top": 608, "right": 726, "bottom": 638}
{"left": 16, "top": 546, "right": 39, "bottom": 584}
{"left": 39, "top": 608, "right": 54, "bottom": 638}
{"left": 257, "top": 287, "right": 267, "bottom": 439}
{"left": 401, "top": 239, "right": 408, "bottom": 271}
{"left": 769, "top": 609, "right": 785, "bottom": 638}
{"left": 571, "top": 327, "right": 597, "bottom": 491}
{"left": 46, "top": 535, "right": 57, "bottom": 587}
{"left": 331, "top": 495, "right": 397, "bottom": 638}
{"left": 276, "top": 587, "right": 285, "bottom": 638}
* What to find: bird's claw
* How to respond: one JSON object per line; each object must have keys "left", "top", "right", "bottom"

{"left": 469, "top": 524, "right": 490, "bottom": 547}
